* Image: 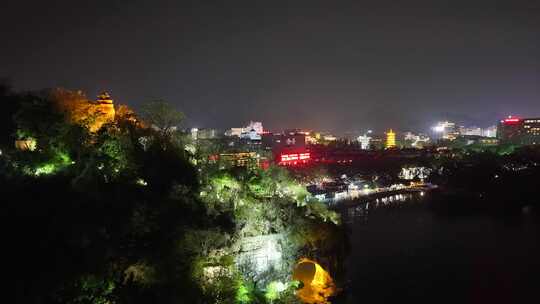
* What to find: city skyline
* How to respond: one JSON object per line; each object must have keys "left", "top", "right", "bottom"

{"left": 2, "top": 0, "right": 540, "bottom": 133}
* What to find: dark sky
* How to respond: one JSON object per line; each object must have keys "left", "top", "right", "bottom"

{"left": 2, "top": 0, "right": 539, "bottom": 134}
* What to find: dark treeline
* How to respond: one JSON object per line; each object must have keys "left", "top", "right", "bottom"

{"left": 1, "top": 84, "right": 207, "bottom": 303}
{"left": 428, "top": 147, "right": 540, "bottom": 216}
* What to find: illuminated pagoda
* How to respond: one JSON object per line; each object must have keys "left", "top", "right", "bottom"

{"left": 90, "top": 91, "right": 116, "bottom": 132}
{"left": 386, "top": 129, "right": 396, "bottom": 149}
{"left": 96, "top": 91, "right": 113, "bottom": 104}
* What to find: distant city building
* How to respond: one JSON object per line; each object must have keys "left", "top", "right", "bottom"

{"left": 322, "top": 134, "right": 337, "bottom": 142}
{"left": 404, "top": 132, "right": 430, "bottom": 148}
{"left": 385, "top": 129, "right": 396, "bottom": 149}
{"left": 191, "top": 128, "right": 220, "bottom": 140}
{"left": 369, "top": 136, "right": 385, "bottom": 150}
{"left": 201, "top": 129, "right": 219, "bottom": 139}
{"left": 241, "top": 128, "right": 262, "bottom": 141}
{"left": 459, "top": 126, "right": 482, "bottom": 136}
{"left": 278, "top": 151, "right": 311, "bottom": 166}
{"left": 191, "top": 128, "right": 198, "bottom": 140}
{"left": 226, "top": 127, "right": 244, "bottom": 137}
{"left": 261, "top": 131, "right": 309, "bottom": 165}
{"left": 458, "top": 125, "right": 497, "bottom": 138}
{"left": 479, "top": 137, "right": 499, "bottom": 146}
{"left": 343, "top": 131, "right": 362, "bottom": 142}
{"left": 305, "top": 132, "right": 320, "bottom": 145}
{"left": 433, "top": 121, "right": 458, "bottom": 140}
{"left": 482, "top": 125, "right": 497, "bottom": 138}
{"left": 226, "top": 121, "right": 264, "bottom": 138}
{"left": 357, "top": 135, "right": 371, "bottom": 150}
{"left": 246, "top": 121, "right": 264, "bottom": 134}
{"left": 459, "top": 135, "right": 499, "bottom": 146}
{"left": 498, "top": 116, "right": 540, "bottom": 145}
{"left": 262, "top": 131, "right": 306, "bottom": 151}
{"left": 218, "top": 152, "right": 263, "bottom": 168}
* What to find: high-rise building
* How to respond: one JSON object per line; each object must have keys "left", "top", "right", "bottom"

{"left": 458, "top": 125, "right": 497, "bottom": 138}
{"left": 482, "top": 126, "right": 497, "bottom": 138}
{"left": 386, "top": 129, "right": 396, "bottom": 149}
{"left": 459, "top": 126, "right": 482, "bottom": 136}
{"left": 262, "top": 132, "right": 306, "bottom": 151}
{"left": 498, "top": 116, "right": 540, "bottom": 145}
{"left": 357, "top": 135, "right": 371, "bottom": 150}
{"left": 433, "top": 121, "right": 458, "bottom": 140}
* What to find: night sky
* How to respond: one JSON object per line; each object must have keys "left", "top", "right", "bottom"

{"left": 2, "top": 0, "right": 539, "bottom": 134}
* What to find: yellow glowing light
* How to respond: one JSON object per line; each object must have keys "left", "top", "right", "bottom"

{"left": 386, "top": 129, "right": 396, "bottom": 149}
{"left": 293, "top": 258, "right": 336, "bottom": 304}
{"left": 15, "top": 138, "right": 37, "bottom": 151}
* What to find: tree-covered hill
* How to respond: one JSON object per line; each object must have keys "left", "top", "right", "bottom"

{"left": 1, "top": 85, "right": 343, "bottom": 304}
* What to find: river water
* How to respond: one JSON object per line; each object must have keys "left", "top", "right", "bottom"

{"left": 335, "top": 193, "right": 540, "bottom": 304}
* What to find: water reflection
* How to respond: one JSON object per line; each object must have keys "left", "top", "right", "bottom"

{"left": 336, "top": 193, "right": 540, "bottom": 304}
{"left": 342, "top": 192, "right": 427, "bottom": 224}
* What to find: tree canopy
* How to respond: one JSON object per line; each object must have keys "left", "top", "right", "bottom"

{"left": 140, "top": 100, "right": 184, "bottom": 139}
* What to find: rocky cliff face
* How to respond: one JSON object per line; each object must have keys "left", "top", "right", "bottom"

{"left": 235, "top": 234, "right": 285, "bottom": 278}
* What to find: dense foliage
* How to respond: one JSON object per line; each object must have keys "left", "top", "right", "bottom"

{"left": 1, "top": 86, "right": 343, "bottom": 304}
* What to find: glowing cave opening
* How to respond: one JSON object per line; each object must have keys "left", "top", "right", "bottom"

{"left": 292, "top": 258, "right": 336, "bottom": 304}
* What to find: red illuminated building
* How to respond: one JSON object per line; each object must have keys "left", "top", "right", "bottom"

{"left": 279, "top": 152, "right": 311, "bottom": 165}
{"left": 498, "top": 116, "right": 540, "bottom": 145}
{"left": 263, "top": 130, "right": 312, "bottom": 166}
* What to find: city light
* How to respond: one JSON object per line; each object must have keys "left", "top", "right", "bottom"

{"left": 358, "top": 134, "right": 371, "bottom": 150}
{"left": 433, "top": 125, "right": 445, "bottom": 132}
{"left": 279, "top": 152, "right": 310, "bottom": 165}
{"left": 432, "top": 121, "right": 458, "bottom": 140}
{"left": 503, "top": 118, "right": 521, "bottom": 124}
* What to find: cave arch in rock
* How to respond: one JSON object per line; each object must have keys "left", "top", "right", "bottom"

{"left": 292, "top": 258, "right": 336, "bottom": 303}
